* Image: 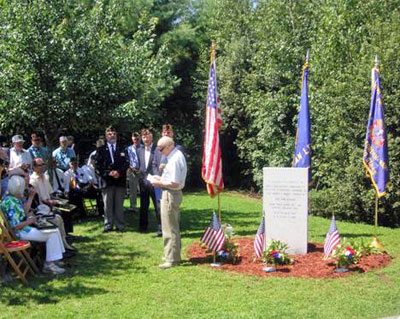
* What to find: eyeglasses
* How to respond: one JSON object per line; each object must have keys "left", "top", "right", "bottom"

{"left": 35, "top": 164, "right": 44, "bottom": 167}
{"left": 158, "top": 146, "right": 166, "bottom": 152}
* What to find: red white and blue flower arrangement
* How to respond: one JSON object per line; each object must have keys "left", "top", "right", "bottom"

{"left": 262, "top": 239, "right": 293, "bottom": 272}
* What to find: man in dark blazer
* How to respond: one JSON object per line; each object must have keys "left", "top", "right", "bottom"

{"left": 137, "top": 128, "right": 162, "bottom": 235}
{"left": 95, "top": 126, "right": 129, "bottom": 232}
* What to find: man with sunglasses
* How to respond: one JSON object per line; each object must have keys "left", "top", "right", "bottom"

{"left": 150, "top": 136, "right": 187, "bottom": 269}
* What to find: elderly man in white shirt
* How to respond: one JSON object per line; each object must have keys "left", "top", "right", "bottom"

{"left": 29, "top": 158, "right": 76, "bottom": 252}
{"left": 150, "top": 136, "right": 187, "bottom": 269}
{"left": 9, "top": 135, "right": 32, "bottom": 175}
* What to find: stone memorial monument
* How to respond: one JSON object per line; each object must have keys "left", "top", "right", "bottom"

{"left": 263, "top": 167, "right": 308, "bottom": 254}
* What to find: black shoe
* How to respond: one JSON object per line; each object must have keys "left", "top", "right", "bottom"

{"left": 156, "top": 230, "right": 163, "bottom": 237}
{"left": 63, "top": 250, "right": 76, "bottom": 259}
{"left": 103, "top": 227, "right": 113, "bottom": 233}
{"left": 116, "top": 228, "right": 125, "bottom": 233}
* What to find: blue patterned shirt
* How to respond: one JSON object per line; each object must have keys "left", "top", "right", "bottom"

{"left": 52, "top": 147, "right": 76, "bottom": 171}
{"left": 0, "top": 194, "right": 32, "bottom": 238}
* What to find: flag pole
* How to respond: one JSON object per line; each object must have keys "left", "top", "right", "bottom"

{"left": 218, "top": 193, "right": 221, "bottom": 222}
{"left": 371, "top": 193, "right": 384, "bottom": 250}
{"left": 369, "top": 55, "right": 385, "bottom": 251}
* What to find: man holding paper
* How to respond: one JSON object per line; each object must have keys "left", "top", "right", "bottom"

{"left": 150, "top": 136, "right": 187, "bottom": 269}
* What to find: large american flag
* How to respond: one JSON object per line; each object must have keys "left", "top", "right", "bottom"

{"left": 254, "top": 215, "right": 265, "bottom": 258}
{"left": 201, "top": 212, "right": 225, "bottom": 251}
{"left": 201, "top": 46, "right": 224, "bottom": 197}
{"left": 324, "top": 215, "right": 341, "bottom": 258}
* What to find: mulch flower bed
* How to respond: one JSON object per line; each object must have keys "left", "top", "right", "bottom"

{"left": 187, "top": 237, "right": 392, "bottom": 278}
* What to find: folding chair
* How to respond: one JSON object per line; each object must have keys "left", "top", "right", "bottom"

{"left": 83, "top": 198, "right": 97, "bottom": 215}
{"left": 0, "top": 222, "right": 38, "bottom": 285}
{"left": 0, "top": 210, "right": 40, "bottom": 274}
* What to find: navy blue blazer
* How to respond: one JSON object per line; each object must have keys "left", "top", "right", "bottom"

{"left": 137, "top": 144, "right": 161, "bottom": 180}
{"left": 95, "top": 143, "right": 129, "bottom": 187}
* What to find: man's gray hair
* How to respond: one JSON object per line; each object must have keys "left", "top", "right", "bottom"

{"left": 8, "top": 175, "right": 25, "bottom": 197}
{"left": 157, "top": 136, "right": 174, "bottom": 148}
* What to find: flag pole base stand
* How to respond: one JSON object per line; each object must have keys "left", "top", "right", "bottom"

{"left": 334, "top": 267, "right": 349, "bottom": 273}
{"left": 210, "top": 262, "right": 222, "bottom": 267}
{"left": 370, "top": 236, "right": 385, "bottom": 251}
{"left": 262, "top": 266, "right": 276, "bottom": 273}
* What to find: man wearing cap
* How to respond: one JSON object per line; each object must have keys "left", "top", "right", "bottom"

{"left": 95, "top": 126, "right": 129, "bottom": 232}
{"left": 9, "top": 135, "right": 32, "bottom": 175}
{"left": 52, "top": 136, "right": 76, "bottom": 172}
{"left": 150, "top": 136, "right": 187, "bottom": 269}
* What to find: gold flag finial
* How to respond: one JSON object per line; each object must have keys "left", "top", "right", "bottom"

{"left": 370, "top": 236, "right": 385, "bottom": 251}
{"left": 374, "top": 55, "right": 379, "bottom": 68}
{"left": 210, "top": 41, "right": 216, "bottom": 62}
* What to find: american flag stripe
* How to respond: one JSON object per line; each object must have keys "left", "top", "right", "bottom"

{"left": 324, "top": 230, "right": 340, "bottom": 257}
{"left": 209, "top": 229, "right": 225, "bottom": 251}
{"left": 204, "top": 108, "right": 220, "bottom": 179}
{"left": 254, "top": 234, "right": 265, "bottom": 258}
{"left": 324, "top": 215, "right": 341, "bottom": 257}
{"left": 201, "top": 228, "right": 213, "bottom": 243}
{"left": 202, "top": 52, "right": 224, "bottom": 197}
{"left": 254, "top": 216, "right": 265, "bottom": 258}
{"left": 201, "top": 212, "right": 225, "bottom": 252}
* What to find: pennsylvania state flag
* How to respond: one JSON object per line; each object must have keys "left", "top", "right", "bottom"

{"left": 362, "top": 66, "right": 389, "bottom": 198}
{"left": 293, "top": 59, "right": 311, "bottom": 183}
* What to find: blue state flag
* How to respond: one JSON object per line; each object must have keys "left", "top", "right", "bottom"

{"left": 363, "top": 66, "right": 389, "bottom": 197}
{"left": 293, "top": 59, "right": 311, "bottom": 182}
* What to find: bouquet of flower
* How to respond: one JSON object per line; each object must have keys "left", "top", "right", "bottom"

{"left": 217, "top": 224, "right": 240, "bottom": 264}
{"left": 332, "top": 242, "right": 362, "bottom": 268}
{"left": 263, "top": 240, "right": 292, "bottom": 266}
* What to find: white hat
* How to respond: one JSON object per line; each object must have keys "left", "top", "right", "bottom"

{"left": 11, "top": 135, "right": 24, "bottom": 143}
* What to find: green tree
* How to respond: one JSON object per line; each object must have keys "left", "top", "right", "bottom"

{"left": 0, "top": 0, "right": 177, "bottom": 146}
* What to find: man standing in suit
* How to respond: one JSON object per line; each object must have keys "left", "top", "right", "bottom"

{"left": 127, "top": 132, "right": 141, "bottom": 213}
{"left": 137, "top": 128, "right": 162, "bottom": 235}
{"left": 95, "top": 126, "right": 129, "bottom": 232}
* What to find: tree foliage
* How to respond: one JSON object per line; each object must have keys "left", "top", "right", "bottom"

{"left": 1, "top": 0, "right": 400, "bottom": 226}
{"left": 0, "top": 0, "right": 177, "bottom": 145}
{"left": 191, "top": 0, "right": 400, "bottom": 226}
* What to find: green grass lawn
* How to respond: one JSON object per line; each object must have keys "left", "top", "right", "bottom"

{"left": 1, "top": 191, "right": 399, "bottom": 319}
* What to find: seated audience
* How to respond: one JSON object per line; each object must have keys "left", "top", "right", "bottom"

{"left": 9, "top": 135, "right": 32, "bottom": 175}
{"left": 1, "top": 175, "right": 66, "bottom": 274}
{"left": 47, "top": 157, "right": 67, "bottom": 195}
{"left": 52, "top": 136, "right": 76, "bottom": 172}
{"left": 67, "top": 135, "right": 75, "bottom": 151}
{"left": 28, "top": 132, "right": 50, "bottom": 163}
{"left": 29, "top": 158, "right": 76, "bottom": 252}
{"left": 64, "top": 158, "right": 86, "bottom": 218}
{"left": 81, "top": 157, "right": 104, "bottom": 216}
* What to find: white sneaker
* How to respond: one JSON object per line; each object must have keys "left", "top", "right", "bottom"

{"left": 43, "top": 262, "right": 66, "bottom": 275}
